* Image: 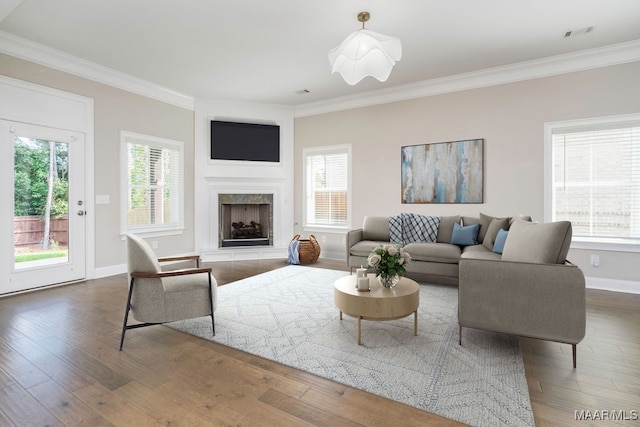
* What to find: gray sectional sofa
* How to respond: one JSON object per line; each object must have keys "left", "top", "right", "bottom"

{"left": 346, "top": 213, "right": 586, "bottom": 367}
{"left": 346, "top": 213, "right": 518, "bottom": 280}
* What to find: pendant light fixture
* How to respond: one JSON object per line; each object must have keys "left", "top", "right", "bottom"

{"left": 328, "top": 11, "right": 402, "bottom": 85}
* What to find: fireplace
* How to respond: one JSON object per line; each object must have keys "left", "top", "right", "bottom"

{"left": 218, "top": 194, "right": 273, "bottom": 247}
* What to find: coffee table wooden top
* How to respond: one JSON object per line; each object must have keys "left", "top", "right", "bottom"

{"left": 333, "top": 274, "right": 420, "bottom": 321}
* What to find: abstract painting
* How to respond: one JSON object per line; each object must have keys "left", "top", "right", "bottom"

{"left": 401, "top": 139, "right": 483, "bottom": 204}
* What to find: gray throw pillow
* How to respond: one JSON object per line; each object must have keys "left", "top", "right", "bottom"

{"left": 437, "top": 215, "right": 461, "bottom": 243}
{"left": 478, "top": 213, "right": 507, "bottom": 243}
{"left": 362, "top": 216, "right": 391, "bottom": 241}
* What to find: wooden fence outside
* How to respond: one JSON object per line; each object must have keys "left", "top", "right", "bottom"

{"left": 14, "top": 216, "right": 69, "bottom": 246}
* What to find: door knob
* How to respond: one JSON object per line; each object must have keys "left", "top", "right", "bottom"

{"left": 77, "top": 210, "right": 86, "bottom": 216}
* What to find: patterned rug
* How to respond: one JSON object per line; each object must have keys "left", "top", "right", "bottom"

{"left": 167, "top": 265, "right": 534, "bottom": 426}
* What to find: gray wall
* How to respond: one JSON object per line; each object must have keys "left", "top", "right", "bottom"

{"left": 294, "top": 61, "right": 640, "bottom": 285}
{"left": 0, "top": 54, "right": 195, "bottom": 272}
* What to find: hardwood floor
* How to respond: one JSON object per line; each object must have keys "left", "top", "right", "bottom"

{"left": 0, "top": 258, "right": 638, "bottom": 426}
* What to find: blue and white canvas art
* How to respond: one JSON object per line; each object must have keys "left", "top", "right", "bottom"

{"left": 401, "top": 139, "right": 483, "bottom": 204}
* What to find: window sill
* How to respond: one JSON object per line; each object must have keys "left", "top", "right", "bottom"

{"left": 123, "top": 227, "right": 185, "bottom": 239}
{"left": 303, "top": 225, "right": 350, "bottom": 234}
{"left": 571, "top": 238, "right": 640, "bottom": 253}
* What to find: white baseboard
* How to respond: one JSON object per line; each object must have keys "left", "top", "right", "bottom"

{"left": 201, "top": 247, "right": 288, "bottom": 262}
{"left": 586, "top": 276, "right": 640, "bottom": 294}
{"left": 319, "top": 251, "right": 345, "bottom": 262}
{"left": 92, "top": 263, "right": 127, "bottom": 279}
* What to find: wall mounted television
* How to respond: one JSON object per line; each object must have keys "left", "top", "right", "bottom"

{"left": 210, "top": 120, "right": 280, "bottom": 162}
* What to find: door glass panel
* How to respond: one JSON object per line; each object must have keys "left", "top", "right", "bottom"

{"left": 13, "top": 136, "right": 69, "bottom": 269}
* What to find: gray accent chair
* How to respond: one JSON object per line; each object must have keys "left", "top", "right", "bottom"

{"left": 120, "top": 234, "right": 217, "bottom": 350}
{"left": 458, "top": 220, "right": 586, "bottom": 368}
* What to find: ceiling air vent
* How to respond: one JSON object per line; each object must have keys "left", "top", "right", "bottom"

{"left": 564, "top": 26, "right": 595, "bottom": 38}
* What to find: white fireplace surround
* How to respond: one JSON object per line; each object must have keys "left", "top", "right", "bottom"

{"left": 200, "top": 177, "right": 290, "bottom": 261}
{"left": 194, "top": 100, "right": 295, "bottom": 262}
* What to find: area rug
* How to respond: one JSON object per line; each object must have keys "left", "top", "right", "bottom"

{"left": 168, "top": 265, "right": 534, "bottom": 427}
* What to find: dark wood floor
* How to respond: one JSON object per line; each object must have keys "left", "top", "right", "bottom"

{"left": 0, "top": 258, "right": 638, "bottom": 426}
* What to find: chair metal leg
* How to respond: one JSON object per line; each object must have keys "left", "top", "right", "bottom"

{"left": 208, "top": 273, "right": 215, "bottom": 336}
{"left": 119, "top": 277, "right": 135, "bottom": 351}
{"left": 572, "top": 344, "right": 577, "bottom": 369}
{"left": 458, "top": 325, "right": 462, "bottom": 345}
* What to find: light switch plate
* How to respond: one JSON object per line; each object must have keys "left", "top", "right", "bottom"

{"left": 96, "top": 195, "right": 110, "bottom": 204}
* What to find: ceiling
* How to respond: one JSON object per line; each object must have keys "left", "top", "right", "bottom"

{"left": 1, "top": 0, "right": 640, "bottom": 108}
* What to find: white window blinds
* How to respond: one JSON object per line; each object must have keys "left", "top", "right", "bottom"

{"left": 305, "top": 146, "right": 350, "bottom": 227}
{"left": 122, "top": 132, "right": 183, "bottom": 233}
{"left": 552, "top": 122, "right": 640, "bottom": 240}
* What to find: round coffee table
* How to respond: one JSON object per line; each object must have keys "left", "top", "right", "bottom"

{"left": 333, "top": 273, "right": 420, "bottom": 345}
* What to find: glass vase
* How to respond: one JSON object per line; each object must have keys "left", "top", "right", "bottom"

{"left": 377, "top": 273, "right": 400, "bottom": 289}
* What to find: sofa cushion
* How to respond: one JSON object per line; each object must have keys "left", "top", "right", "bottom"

{"left": 436, "top": 215, "right": 461, "bottom": 243}
{"left": 509, "top": 215, "right": 532, "bottom": 227}
{"left": 482, "top": 217, "right": 510, "bottom": 250}
{"left": 502, "top": 220, "right": 572, "bottom": 264}
{"left": 450, "top": 222, "right": 480, "bottom": 246}
{"left": 403, "top": 242, "right": 461, "bottom": 264}
{"left": 492, "top": 229, "right": 509, "bottom": 254}
{"left": 362, "top": 217, "right": 390, "bottom": 241}
{"left": 461, "top": 244, "right": 502, "bottom": 261}
{"left": 350, "top": 240, "right": 388, "bottom": 257}
{"left": 461, "top": 216, "right": 480, "bottom": 227}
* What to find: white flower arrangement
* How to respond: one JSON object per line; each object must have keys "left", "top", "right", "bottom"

{"left": 367, "top": 244, "right": 411, "bottom": 282}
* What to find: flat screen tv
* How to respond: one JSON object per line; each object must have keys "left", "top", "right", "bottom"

{"left": 210, "top": 120, "right": 280, "bottom": 162}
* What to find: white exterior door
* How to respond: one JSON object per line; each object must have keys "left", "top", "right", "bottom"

{"left": 0, "top": 120, "right": 86, "bottom": 293}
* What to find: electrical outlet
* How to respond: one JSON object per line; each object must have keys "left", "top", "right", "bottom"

{"left": 590, "top": 254, "right": 600, "bottom": 267}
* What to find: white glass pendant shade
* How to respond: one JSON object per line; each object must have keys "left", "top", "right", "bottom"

{"left": 328, "top": 29, "right": 402, "bottom": 85}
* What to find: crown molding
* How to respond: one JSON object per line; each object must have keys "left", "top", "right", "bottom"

{"left": 294, "top": 39, "right": 640, "bottom": 118}
{"left": 1, "top": 29, "right": 639, "bottom": 117}
{"left": 0, "top": 30, "right": 195, "bottom": 110}
{"left": 0, "top": 1, "right": 22, "bottom": 22}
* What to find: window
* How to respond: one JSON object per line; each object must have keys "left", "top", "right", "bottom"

{"left": 121, "top": 131, "right": 184, "bottom": 235}
{"left": 546, "top": 115, "right": 640, "bottom": 247}
{"left": 303, "top": 144, "right": 351, "bottom": 229}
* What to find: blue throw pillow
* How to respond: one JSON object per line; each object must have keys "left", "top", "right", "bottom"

{"left": 492, "top": 228, "right": 509, "bottom": 254}
{"left": 450, "top": 223, "right": 480, "bottom": 246}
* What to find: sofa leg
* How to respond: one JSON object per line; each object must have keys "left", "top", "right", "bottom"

{"left": 572, "top": 344, "right": 577, "bottom": 369}
{"left": 458, "top": 325, "right": 462, "bottom": 345}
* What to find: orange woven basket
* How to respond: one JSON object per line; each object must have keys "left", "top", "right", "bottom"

{"left": 290, "top": 234, "right": 321, "bottom": 264}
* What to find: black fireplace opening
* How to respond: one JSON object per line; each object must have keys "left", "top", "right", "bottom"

{"left": 219, "top": 195, "right": 273, "bottom": 247}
